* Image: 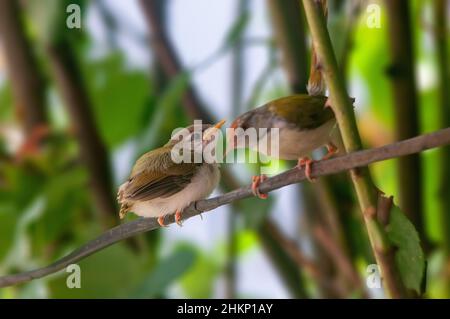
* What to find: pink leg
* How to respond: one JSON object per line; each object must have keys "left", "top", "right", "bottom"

{"left": 296, "top": 157, "right": 316, "bottom": 182}
{"left": 251, "top": 175, "right": 268, "bottom": 199}
{"left": 175, "top": 210, "right": 183, "bottom": 226}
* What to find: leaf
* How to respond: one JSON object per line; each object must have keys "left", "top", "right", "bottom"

{"left": 131, "top": 245, "right": 197, "bottom": 298}
{"left": 180, "top": 250, "right": 219, "bottom": 298}
{"left": 385, "top": 204, "right": 426, "bottom": 294}
{"left": 47, "top": 242, "right": 145, "bottom": 298}
{"left": 83, "top": 53, "right": 151, "bottom": 148}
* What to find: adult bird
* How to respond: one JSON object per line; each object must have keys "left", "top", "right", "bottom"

{"left": 227, "top": 95, "right": 344, "bottom": 198}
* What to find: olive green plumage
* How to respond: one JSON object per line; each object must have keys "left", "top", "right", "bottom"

{"left": 268, "top": 95, "right": 333, "bottom": 130}
{"left": 231, "top": 94, "right": 334, "bottom": 131}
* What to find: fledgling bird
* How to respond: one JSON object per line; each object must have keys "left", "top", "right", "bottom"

{"left": 117, "top": 120, "right": 225, "bottom": 227}
{"left": 228, "top": 94, "right": 344, "bottom": 198}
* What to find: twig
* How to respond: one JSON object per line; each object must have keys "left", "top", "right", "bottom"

{"left": 47, "top": 42, "right": 117, "bottom": 227}
{"left": 1, "top": 127, "right": 449, "bottom": 287}
{"left": 139, "top": 0, "right": 214, "bottom": 122}
{"left": 314, "top": 225, "right": 362, "bottom": 290}
{"left": 259, "top": 221, "right": 308, "bottom": 298}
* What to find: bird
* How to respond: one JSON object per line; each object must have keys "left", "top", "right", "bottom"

{"left": 227, "top": 94, "right": 344, "bottom": 199}
{"left": 117, "top": 120, "right": 225, "bottom": 227}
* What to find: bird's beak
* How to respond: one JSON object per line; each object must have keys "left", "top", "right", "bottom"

{"left": 203, "top": 119, "right": 226, "bottom": 141}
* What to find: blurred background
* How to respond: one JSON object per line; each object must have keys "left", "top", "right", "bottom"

{"left": 0, "top": 0, "right": 449, "bottom": 298}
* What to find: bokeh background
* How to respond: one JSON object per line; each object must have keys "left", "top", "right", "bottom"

{"left": 0, "top": 0, "right": 449, "bottom": 298}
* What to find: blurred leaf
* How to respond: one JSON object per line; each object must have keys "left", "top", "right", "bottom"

{"left": 83, "top": 53, "right": 151, "bottom": 148}
{"left": 36, "top": 166, "right": 88, "bottom": 243}
{"left": 131, "top": 245, "right": 197, "bottom": 298}
{"left": 48, "top": 242, "right": 145, "bottom": 298}
{"left": 235, "top": 230, "right": 258, "bottom": 254}
{"left": 0, "top": 83, "right": 13, "bottom": 120}
{"left": 180, "top": 249, "right": 219, "bottom": 298}
{"left": 26, "top": 0, "right": 86, "bottom": 44}
{"left": 0, "top": 208, "right": 18, "bottom": 262}
{"left": 240, "top": 196, "right": 274, "bottom": 229}
{"left": 386, "top": 204, "right": 426, "bottom": 294}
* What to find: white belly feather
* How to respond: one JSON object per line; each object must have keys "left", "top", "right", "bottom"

{"left": 255, "top": 119, "right": 338, "bottom": 160}
{"left": 130, "top": 164, "right": 220, "bottom": 218}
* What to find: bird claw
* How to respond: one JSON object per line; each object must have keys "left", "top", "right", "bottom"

{"left": 296, "top": 157, "right": 316, "bottom": 182}
{"left": 157, "top": 216, "right": 168, "bottom": 227}
{"left": 322, "top": 142, "right": 338, "bottom": 161}
{"left": 251, "top": 175, "right": 268, "bottom": 199}
{"left": 175, "top": 210, "right": 183, "bottom": 227}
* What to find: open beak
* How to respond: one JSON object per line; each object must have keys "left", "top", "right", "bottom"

{"left": 203, "top": 119, "right": 226, "bottom": 141}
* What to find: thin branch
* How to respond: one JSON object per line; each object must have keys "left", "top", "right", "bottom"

{"left": 259, "top": 221, "right": 308, "bottom": 298}
{"left": 47, "top": 42, "right": 117, "bottom": 227}
{"left": 0, "top": 0, "right": 47, "bottom": 134}
{"left": 313, "top": 225, "right": 362, "bottom": 291}
{"left": 139, "top": 0, "right": 214, "bottom": 122}
{"left": 1, "top": 127, "right": 449, "bottom": 287}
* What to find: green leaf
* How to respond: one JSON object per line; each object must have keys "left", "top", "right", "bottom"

{"left": 47, "top": 242, "right": 145, "bottom": 298}
{"left": 180, "top": 249, "right": 219, "bottom": 298}
{"left": 386, "top": 205, "right": 426, "bottom": 294}
{"left": 131, "top": 245, "right": 197, "bottom": 298}
{"left": 83, "top": 53, "right": 151, "bottom": 148}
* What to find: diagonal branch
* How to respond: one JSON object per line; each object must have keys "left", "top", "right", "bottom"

{"left": 1, "top": 127, "right": 450, "bottom": 288}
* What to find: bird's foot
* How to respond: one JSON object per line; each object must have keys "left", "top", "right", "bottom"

{"left": 175, "top": 210, "right": 183, "bottom": 227}
{"left": 251, "top": 175, "right": 268, "bottom": 199}
{"left": 296, "top": 157, "right": 316, "bottom": 182}
{"left": 322, "top": 142, "right": 338, "bottom": 161}
{"left": 157, "top": 216, "right": 168, "bottom": 227}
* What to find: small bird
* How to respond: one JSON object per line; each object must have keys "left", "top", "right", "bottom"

{"left": 228, "top": 94, "right": 343, "bottom": 198}
{"left": 117, "top": 120, "right": 225, "bottom": 227}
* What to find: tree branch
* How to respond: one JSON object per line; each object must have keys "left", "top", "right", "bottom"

{"left": 46, "top": 41, "right": 117, "bottom": 227}
{"left": 0, "top": 0, "right": 47, "bottom": 134}
{"left": 1, "top": 127, "right": 449, "bottom": 288}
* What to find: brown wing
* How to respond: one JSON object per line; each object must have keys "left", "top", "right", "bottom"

{"left": 121, "top": 149, "right": 198, "bottom": 201}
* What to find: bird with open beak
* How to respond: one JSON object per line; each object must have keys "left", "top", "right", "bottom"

{"left": 227, "top": 94, "right": 343, "bottom": 199}
{"left": 117, "top": 120, "right": 226, "bottom": 227}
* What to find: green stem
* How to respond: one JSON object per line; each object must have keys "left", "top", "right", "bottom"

{"left": 301, "top": 0, "right": 408, "bottom": 298}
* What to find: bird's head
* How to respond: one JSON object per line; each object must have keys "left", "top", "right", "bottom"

{"left": 166, "top": 120, "right": 226, "bottom": 150}
{"left": 227, "top": 111, "right": 255, "bottom": 153}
